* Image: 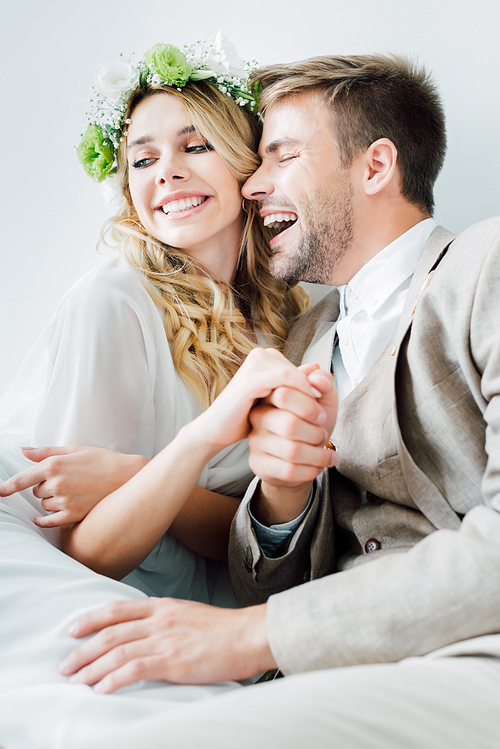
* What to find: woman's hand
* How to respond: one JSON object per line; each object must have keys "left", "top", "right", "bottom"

{"left": 0, "top": 446, "right": 149, "bottom": 527}
{"left": 193, "top": 348, "right": 330, "bottom": 455}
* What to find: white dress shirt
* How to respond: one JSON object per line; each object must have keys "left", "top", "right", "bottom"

{"left": 252, "top": 218, "right": 436, "bottom": 553}
{"left": 333, "top": 218, "right": 436, "bottom": 401}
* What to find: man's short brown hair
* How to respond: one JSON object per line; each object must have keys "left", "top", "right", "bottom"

{"left": 251, "top": 55, "right": 446, "bottom": 215}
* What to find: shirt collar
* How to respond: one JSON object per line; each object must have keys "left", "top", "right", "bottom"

{"left": 338, "top": 218, "right": 436, "bottom": 318}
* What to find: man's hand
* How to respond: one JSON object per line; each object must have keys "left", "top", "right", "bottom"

{"left": 59, "top": 599, "right": 274, "bottom": 692}
{"left": 0, "top": 446, "right": 148, "bottom": 527}
{"left": 248, "top": 367, "right": 338, "bottom": 524}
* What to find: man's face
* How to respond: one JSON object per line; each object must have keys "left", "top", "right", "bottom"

{"left": 243, "top": 92, "right": 355, "bottom": 285}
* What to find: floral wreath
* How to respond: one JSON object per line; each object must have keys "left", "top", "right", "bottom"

{"left": 77, "top": 32, "right": 260, "bottom": 184}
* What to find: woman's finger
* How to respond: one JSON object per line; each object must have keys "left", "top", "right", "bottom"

{"left": 33, "top": 511, "right": 72, "bottom": 528}
{"left": 0, "top": 465, "right": 48, "bottom": 496}
{"left": 32, "top": 482, "right": 52, "bottom": 500}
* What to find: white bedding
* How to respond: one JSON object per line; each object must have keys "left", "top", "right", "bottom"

{"left": 0, "top": 446, "right": 241, "bottom": 749}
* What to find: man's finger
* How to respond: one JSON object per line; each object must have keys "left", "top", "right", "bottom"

{"left": 308, "top": 369, "right": 337, "bottom": 405}
{"left": 249, "top": 432, "right": 338, "bottom": 469}
{"left": 61, "top": 616, "right": 152, "bottom": 676}
{"left": 249, "top": 451, "right": 333, "bottom": 485}
{"left": 265, "top": 387, "right": 327, "bottom": 425}
{"left": 66, "top": 599, "right": 160, "bottom": 640}
{"left": 67, "top": 631, "right": 154, "bottom": 686}
{"left": 93, "top": 653, "right": 168, "bottom": 694}
{"left": 250, "top": 405, "right": 328, "bottom": 446}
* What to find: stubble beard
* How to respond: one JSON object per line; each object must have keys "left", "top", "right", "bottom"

{"left": 269, "top": 175, "right": 354, "bottom": 285}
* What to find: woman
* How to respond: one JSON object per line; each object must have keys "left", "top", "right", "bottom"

{"left": 0, "top": 36, "right": 308, "bottom": 605}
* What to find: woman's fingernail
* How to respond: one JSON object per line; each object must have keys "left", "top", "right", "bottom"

{"left": 93, "top": 681, "right": 107, "bottom": 693}
{"left": 310, "top": 386, "right": 322, "bottom": 398}
{"left": 69, "top": 673, "right": 82, "bottom": 684}
{"left": 68, "top": 623, "right": 79, "bottom": 636}
{"left": 315, "top": 411, "right": 327, "bottom": 425}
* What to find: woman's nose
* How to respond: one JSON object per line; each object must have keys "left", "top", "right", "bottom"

{"left": 155, "top": 158, "right": 190, "bottom": 186}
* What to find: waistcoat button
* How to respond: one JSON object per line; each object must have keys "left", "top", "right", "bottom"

{"left": 365, "top": 538, "right": 381, "bottom": 553}
{"left": 366, "top": 492, "right": 379, "bottom": 504}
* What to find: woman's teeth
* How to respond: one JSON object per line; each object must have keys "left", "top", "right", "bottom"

{"left": 161, "top": 196, "right": 207, "bottom": 215}
{"left": 263, "top": 212, "right": 298, "bottom": 229}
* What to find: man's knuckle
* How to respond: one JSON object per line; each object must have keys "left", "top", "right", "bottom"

{"left": 128, "top": 658, "right": 147, "bottom": 678}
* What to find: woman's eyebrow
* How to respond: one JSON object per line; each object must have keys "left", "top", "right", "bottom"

{"left": 176, "top": 125, "right": 197, "bottom": 137}
{"left": 127, "top": 135, "right": 153, "bottom": 150}
{"left": 127, "top": 126, "right": 197, "bottom": 150}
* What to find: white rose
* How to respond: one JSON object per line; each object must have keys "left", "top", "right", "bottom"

{"left": 94, "top": 60, "right": 139, "bottom": 104}
{"left": 203, "top": 32, "right": 247, "bottom": 79}
{"left": 100, "top": 174, "right": 126, "bottom": 215}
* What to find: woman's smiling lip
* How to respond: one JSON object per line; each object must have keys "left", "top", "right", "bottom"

{"left": 155, "top": 191, "right": 213, "bottom": 220}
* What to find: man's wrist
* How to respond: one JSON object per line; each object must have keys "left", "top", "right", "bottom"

{"left": 252, "top": 480, "right": 314, "bottom": 526}
{"left": 238, "top": 603, "right": 276, "bottom": 675}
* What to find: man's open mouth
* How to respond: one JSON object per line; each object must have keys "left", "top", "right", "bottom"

{"left": 263, "top": 211, "right": 298, "bottom": 238}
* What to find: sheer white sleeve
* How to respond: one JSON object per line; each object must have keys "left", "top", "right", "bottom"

{"left": 0, "top": 258, "right": 190, "bottom": 457}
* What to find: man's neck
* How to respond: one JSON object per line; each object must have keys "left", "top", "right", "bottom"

{"left": 330, "top": 203, "right": 430, "bottom": 286}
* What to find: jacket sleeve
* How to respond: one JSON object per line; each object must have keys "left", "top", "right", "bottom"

{"left": 229, "top": 472, "right": 335, "bottom": 606}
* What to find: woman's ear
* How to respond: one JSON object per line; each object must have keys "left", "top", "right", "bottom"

{"left": 362, "top": 138, "right": 398, "bottom": 195}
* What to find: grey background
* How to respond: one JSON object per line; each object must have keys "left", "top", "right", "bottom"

{"left": 1, "top": 0, "right": 499, "bottom": 394}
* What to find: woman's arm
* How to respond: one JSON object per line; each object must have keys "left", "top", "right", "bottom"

{"left": 61, "top": 349, "right": 334, "bottom": 580}
{"left": 0, "top": 446, "right": 239, "bottom": 563}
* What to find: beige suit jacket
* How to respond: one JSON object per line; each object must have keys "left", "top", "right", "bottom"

{"left": 229, "top": 217, "right": 500, "bottom": 674}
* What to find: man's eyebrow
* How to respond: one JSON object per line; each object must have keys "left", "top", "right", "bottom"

{"left": 127, "top": 125, "right": 197, "bottom": 150}
{"left": 263, "top": 137, "right": 299, "bottom": 155}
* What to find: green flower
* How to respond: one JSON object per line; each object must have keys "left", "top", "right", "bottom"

{"left": 144, "top": 43, "right": 192, "bottom": 87}
{"left": 76, "top": 124, "right": 115, "bottom": 182}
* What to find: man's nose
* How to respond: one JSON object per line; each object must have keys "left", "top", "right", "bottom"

{"left": 242, "top": 165, "right": 274, "bottom": 201}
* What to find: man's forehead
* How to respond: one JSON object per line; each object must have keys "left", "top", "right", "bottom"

{"left": 259, "top": 92, "right": 331, "bottom": 153}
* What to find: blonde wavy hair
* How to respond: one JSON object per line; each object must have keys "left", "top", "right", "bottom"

{"left": 102, "top": 81, "right": 309, "bottom": 407}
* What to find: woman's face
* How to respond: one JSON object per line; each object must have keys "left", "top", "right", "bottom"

{"left": 127, "top": 93, "right": 244, "bottom": 282}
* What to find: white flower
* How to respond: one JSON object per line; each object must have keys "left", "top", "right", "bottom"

{"left": 202, "top": 32, "right": 247, "bottom": 79}
{"left": 100, "top": 174, "right": 125, "bottom": 214}
{"left": 94, "top": 60, "right": 139, "bottom": 105}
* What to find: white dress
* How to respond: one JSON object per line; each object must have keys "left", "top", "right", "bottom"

{"left": 0, "top": 257, "right": 254, "bottom": 605}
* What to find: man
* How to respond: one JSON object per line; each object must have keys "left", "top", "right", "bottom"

{"left": 4, "top": 55, "right": 500, "bottom": 748}
{"left": 64, "top": 55, "right": 500, "bottom": 747}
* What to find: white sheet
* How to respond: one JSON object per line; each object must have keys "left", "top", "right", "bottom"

{"left": 0, "top": 449, "right": 241, "bottom": 749}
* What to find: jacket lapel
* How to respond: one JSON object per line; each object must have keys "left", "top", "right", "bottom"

{"left": 390, "top": 226, "right": 461, "bottom": 529}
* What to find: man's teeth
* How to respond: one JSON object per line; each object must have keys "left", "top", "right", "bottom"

{"left": 263, "top": 212, "right": 298, "bottom": 228}
{"left": 162, "top": 196, "right": 207, "bottom": 215}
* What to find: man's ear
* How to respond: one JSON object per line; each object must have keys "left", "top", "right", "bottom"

{"left": 362, "top": 138, "right": 398, "bottom": 195}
